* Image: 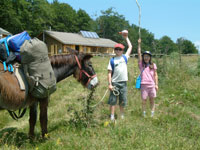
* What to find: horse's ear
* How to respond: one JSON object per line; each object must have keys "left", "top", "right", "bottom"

{"left": 83, "top": 54, "right": 93, "bottom": 61}
{"left": 66, "top": 47, "right": 79, "bottom": 55}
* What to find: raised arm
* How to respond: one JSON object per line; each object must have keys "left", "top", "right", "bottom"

{"left": 137, "top": 38, "right": 142, "bottom": 62}
{"left": 125, "top": 36, "right": 132, "bottom": 56}
{"left": 120, "top": 30, "right": 132, "bottom": 56}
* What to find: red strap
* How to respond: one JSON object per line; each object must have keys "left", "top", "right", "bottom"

{"left": 75, "top": 55, "right": 82, "bottom": 69}
{"left": 74, "top": 55, "right": 96, "bottom": 86}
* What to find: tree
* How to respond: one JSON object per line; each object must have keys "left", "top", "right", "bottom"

{"left": 176, "top": 38, "right": 198, "bottom": 54}
{"left": 158, "top": 36, "right": 178, "bottom": 54}
{"left": 51, "top": 2, "right": 78, "bottom": 32}
{"left": 0, "top": 0, "right": 23, "bottom": 34}
{"left": 76, "top": 9, "right": 92, "bottom": 31}
{"left": 95, "top": 8, "right": 129, "bottom": 42}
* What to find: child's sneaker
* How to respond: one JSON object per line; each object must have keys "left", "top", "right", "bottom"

{"left": 143, "top": 111, "right": 146, "bottom": 117}
{"left": 151, "top": 111, "right": 154, "bottom": 117}
{"left": 110, "top": 114, "right": 115, "bottom": 121}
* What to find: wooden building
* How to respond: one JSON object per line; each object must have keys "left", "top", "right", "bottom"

{"left": 0, "top": 28, "right": 11, "bottom": 39}
{"left": 38, "top": 30, "right": 117, "bottom": 56}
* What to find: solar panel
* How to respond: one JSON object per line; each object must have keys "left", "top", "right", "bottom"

{"left": 80, "top": 30, "right": 99, "bottom": 39}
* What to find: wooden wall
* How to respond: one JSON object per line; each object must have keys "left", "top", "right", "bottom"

{"left": 38, "top": 33, "right": 114, "bottom": 56}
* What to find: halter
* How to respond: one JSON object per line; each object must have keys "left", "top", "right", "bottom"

{"left": 75, "top": 55, "right": 96, "bottom": 87}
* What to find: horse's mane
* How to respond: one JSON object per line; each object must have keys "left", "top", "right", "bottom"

{"left": 50, "top": 54, "right": 74, "bottom": 67}
{"left": 50, "top": 47, "right": 79, "bottom": 67}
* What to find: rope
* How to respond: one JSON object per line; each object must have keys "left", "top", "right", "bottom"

{"left": 90, "top": 89, "right": 109, "bottom": 108}
{"left": 90, "top": 86, "right": 119, "bottom": 108}
{"left": 112, "top": 86, "right": 120, "bottom": 96}
{"left": 136, "top": 0, "right": 141, "bottom": 39}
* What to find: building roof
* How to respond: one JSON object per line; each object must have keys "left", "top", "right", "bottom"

{"left": 0, "top": 28, "right": 11, "bottom": 35}
{"left": 45, "top": 30, "right": 117, "bottom": 48}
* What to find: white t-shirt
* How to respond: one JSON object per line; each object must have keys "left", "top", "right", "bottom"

{"left": 107, "top": 54, "right": 129, "bottom": 83}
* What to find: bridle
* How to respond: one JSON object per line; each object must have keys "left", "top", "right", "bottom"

{"left": 75, "top": 55, "right": 96, "bottom": 87}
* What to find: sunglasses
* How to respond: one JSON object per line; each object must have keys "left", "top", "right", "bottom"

{"left": 114, "top": 48, "right": 123, "bottom": 51}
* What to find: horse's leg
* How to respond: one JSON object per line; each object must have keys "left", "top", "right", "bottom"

{"left": 29, "top": 102, "right": 38, "bottom": 138}
{"left": 39, "top": 97, "right": 48, "bottom": 137}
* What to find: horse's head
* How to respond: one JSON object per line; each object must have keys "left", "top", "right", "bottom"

{"left": 74, "top": 53, "right": 98, "bottom": 89}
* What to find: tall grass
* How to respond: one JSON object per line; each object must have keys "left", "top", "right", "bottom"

{"left": 0, "top": 55, "right": 200, "bottom": 150}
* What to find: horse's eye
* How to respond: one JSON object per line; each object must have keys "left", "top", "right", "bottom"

{"left": 89, "top": 64, "right": 92, "bottom": 67}
{"left": 88, "top": 62, "right": 92, "bottom": 67}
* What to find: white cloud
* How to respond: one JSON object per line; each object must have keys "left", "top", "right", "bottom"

{"left": 194, "top": 41, "right": 200, "bottom": 54}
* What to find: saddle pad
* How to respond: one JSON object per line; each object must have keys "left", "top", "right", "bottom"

{"left": 14, "top": 67, "right": 28, "bottom": 91}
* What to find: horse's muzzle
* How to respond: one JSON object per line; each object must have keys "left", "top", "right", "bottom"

{"left": 87, "top": 77, "right": 98, "bottom": 90}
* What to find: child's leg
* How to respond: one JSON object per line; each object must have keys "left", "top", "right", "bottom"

{"left": 110, "top": 105, "right": 115, "bottom": 120}
{"left": 141, "top": 85, "right": 148, "bottom": 116}
{"left": 119, "top": 105, "right": 124, "bottom": 114}
{"left": 108, "top": 89, "right": 117, "bottom": 120}
{"left": 149, "top": 97, "right": 155, "bottom": 117}
{"left": 142, "top": 99, "right": 147, "bottom": 113}
{"left": 118, "top": 82, "right": 127, "bottom": 119}
{"left": 149, "top": 97, "right": 155, "bottom": 112}
{"left": 110, "top": 105, "right": 115, "bottom": 115}
{"left": 119, "top": 105, "right": 124, "bottom": 119}
{"left": 149, "top": 87, "right": 156, "bottom": 117}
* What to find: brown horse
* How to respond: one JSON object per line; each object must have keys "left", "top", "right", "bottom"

{"left": 0, "top": 50, "right": 98, "bottom": 138}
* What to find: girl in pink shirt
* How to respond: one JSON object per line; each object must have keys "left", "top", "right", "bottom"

{"left": 137, "top": 39, "right": 158, "bottom": 117}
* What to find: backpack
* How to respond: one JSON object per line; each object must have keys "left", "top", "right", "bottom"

{"left": 7, "top": 31, "right": 31, "bottom": 52}
{"left": 0, "top": 40, "right": 8, "bottom": 61}
{"left": 0, "top": 36, "right": 14, "bottom": 72}
{"left": 20, "top": 38, "right": 56, "bottom": 98}
{"left": 110, "top": 54, "right": 127, "bottom": 75}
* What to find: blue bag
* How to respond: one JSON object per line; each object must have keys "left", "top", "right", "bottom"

{"left": 7, "top": 31, "right": 31, "bottom": 52}
{"left": 135, "top": 68, "right": 145, "bottom": 89}
{"left": 135, "top": 75, "right": 142, "bottom": 89}
{"left": 0, "top": 36, "right": 14, "bottom": 72}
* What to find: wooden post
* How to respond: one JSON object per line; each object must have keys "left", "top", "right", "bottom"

{"left": 178, "top": 43, "right": 182, "bottom": 68}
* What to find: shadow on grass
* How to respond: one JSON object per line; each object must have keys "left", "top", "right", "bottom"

{"left": 0, "top": 127, "right": 29, "bottom": 147}
{"left": 48, "top": 119, "right": 69, "bottom": 133}
{"left": 0, "top": 127, "right": 49, "bottom": 148}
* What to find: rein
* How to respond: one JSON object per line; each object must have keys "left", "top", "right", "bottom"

{"left": 8, "top": 108, "right": 27, "bottom": 120}
{"left": 74, "top": 55, "right": 96, "bottom": 87}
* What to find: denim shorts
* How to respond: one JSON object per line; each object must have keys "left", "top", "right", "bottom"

{"left": 108, "top": 82, "right": 127, "bottom": 106}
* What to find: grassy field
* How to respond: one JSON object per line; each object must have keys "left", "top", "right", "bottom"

{"left": 0, "top": 54, "right": 200, "bottom": 150}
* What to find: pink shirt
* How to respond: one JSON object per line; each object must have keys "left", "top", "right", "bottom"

{"left": 139, "top": 61, "right": 157, "bottom": 86}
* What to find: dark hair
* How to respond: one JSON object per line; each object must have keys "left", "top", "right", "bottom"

{"left": 142, "top": 54, "right": 154, "bottom": 69}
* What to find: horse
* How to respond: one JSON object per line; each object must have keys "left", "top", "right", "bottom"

{"left": 0, "top": 50, "right": 98, "bottom": 138}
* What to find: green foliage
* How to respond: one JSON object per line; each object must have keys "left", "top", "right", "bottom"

{"left": 197, "top": 56, "right": 200, "bottom": 76}
{"left": 177, "top": 37, "right": 198, "bottom": 54}
{"left": 51, "top": 2, "right": 78, "bottom": 32}
{"left": 0, "top": 1, "right": 197, "bottom": 54}
{"left": 68, "top": 90, "right": 96, "bottom": 129}
{"left": 95, "top": 8, "right": 129, "bottom": 42}
{"left": 157, "top": 36, "right": 178, "bottom": 54}
{"left": 76, "top": 9, "right": 92, "bottom": 31}
{"left": 0, "top": 0, "right": 23, "bottom": 34}
{"left": 0, "top": 56, "right": 200, "bottom": 150}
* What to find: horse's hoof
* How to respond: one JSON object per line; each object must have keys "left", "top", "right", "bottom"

{"left": 28, "top": 133, "right": 35, "bottom": 140}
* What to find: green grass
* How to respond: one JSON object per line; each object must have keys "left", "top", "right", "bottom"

{"left": 0, "top": 55, "right": 200, "bottom": 150}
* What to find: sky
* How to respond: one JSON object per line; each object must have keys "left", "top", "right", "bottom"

{"left": 48, "top": 0, "right": 200, "bottom": 51}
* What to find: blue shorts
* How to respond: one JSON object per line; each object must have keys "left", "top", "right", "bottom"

{"left": 108, "top": 82, "right": 127, "bottom": 106}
